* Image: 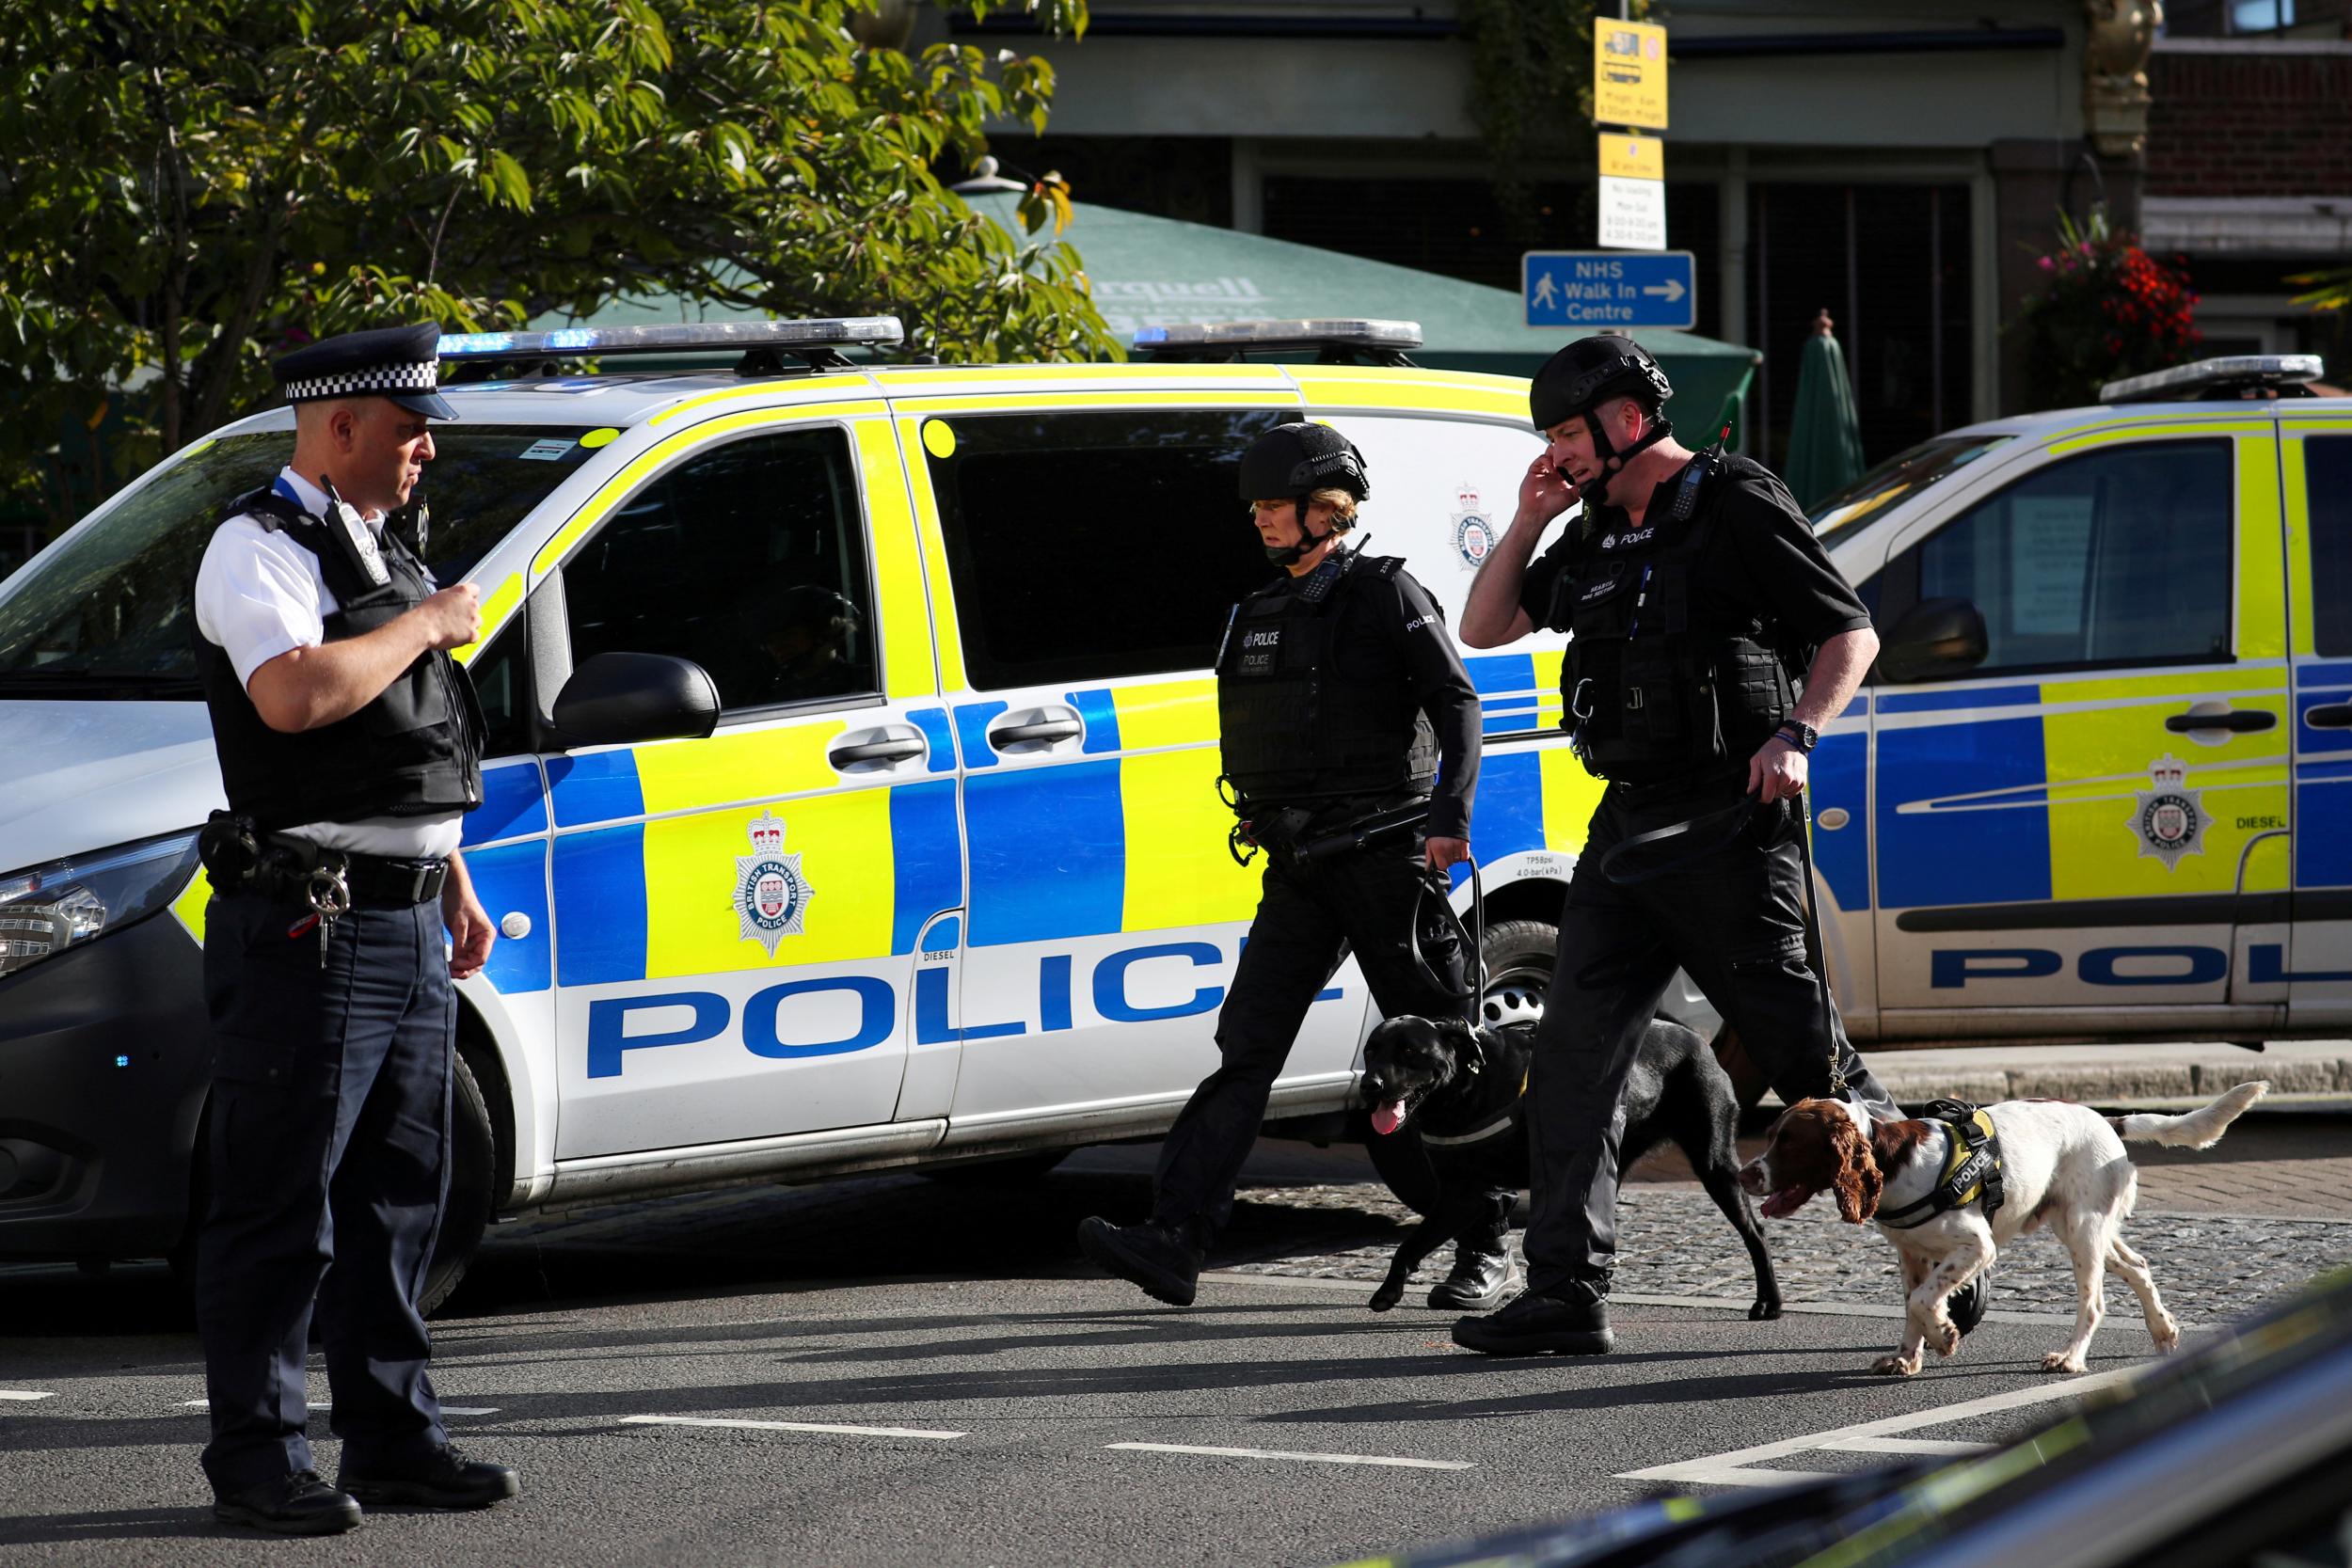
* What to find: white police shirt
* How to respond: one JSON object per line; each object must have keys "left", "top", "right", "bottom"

{"left": 194, "top": 467, "right": 464, "bottom": 860}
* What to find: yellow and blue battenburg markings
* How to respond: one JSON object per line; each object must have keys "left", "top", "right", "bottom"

{"left": 2298, "top": 657, "right": 2352, "bottom": 895}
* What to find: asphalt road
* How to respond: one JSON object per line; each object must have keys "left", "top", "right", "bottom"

{"left": 2, "top": 1121, "right": 2345, "bottom": 1567}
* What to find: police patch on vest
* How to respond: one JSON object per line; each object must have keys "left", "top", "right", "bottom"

{"left": 1450, "top": 483, "right": 1494, "bottom": 570}
{"left": 733, "top": 811, "right": 814, "bottom": 956}
{"left": 2130, "top": 754, "right": 2208, "bottom": 871}
{"left": 1237, "top": 625, "right": 1283, "bottom": 677}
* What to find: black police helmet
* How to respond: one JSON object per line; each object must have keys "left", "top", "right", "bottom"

{"left": 1529, "top": 335, "right": 1673, "bottom": 434}
{"left": 1237, "top": 422, "right": 1371, "bottom": 505}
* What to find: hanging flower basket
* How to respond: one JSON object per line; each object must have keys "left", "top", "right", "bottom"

{"left": 2008, "top": 206, "right": 2201, "bottom": 409}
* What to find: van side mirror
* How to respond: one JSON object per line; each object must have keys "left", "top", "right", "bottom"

{"left": 1878, "top": 596, "right": 1988, "bottom": 683}
{"left": 549, "top": 652, "right": 721, "bottom": 747}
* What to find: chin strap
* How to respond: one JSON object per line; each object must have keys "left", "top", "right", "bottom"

{"left": 1263, "top": 494, "right": 1336, "bottom": 565}
{"left": 1571, "top": 412, "right": 1676, "bottom": 509}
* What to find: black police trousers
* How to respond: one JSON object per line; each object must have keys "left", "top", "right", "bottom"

{"left": 1520, "top": 778, "right": 1894, "bottom": 1294}
{"left": 1152, "top": 824, "right": 1487, "bottom": 1247}
{"left": 194, "top": 887, "right": 454, "bottom": 1494}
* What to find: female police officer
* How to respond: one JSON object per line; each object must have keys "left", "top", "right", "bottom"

{"left": 1447, "top": 335, "right": 1915, "bottom": 1356}
{"left": 1077, "top": 422, "right": 1508, "bottom": 1310}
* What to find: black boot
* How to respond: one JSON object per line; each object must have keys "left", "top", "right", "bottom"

{"left": 212, "top": 1470, "right": 362, "bottom": 1535}
{"left": 338, "top": 1445, "right": 519, "bottom": 1511}
{"left": 1948, "top": 1264, "right": 1994, "bottom": 1336}
{"left": 1451, "top": 1276, "right": 1612, "bottom": 1355}
{"left": 1076, "top": 1215, "right": 1203, "bottom": 1307}
{"left": 1427, "top": 1248, "right": 1517, "bottom": 1311}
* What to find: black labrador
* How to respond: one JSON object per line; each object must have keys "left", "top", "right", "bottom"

{"left": 1359, "top": 1013, "right": 1782, "bottom": 1319}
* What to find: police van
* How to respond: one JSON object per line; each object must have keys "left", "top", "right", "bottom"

{"left": 1803, "top": 353, "right": 2350, "bottom": 1049}
{"left": 0, "top": 317, "right": 1608, "bottom": 1307}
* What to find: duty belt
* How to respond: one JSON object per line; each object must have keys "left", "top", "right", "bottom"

{"left": 230, "top": 836, "right": 449, "bottom": 908}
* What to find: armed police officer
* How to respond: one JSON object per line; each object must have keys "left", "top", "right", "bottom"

{"left": 1449, "top": 335, "right": 1905, "bottom": 1357}
{"left": 188, "top": 324, "right": 517, "bottom": 1532}
{"left": 1077, "top": 423, "right": 1508, "bottom": 1310}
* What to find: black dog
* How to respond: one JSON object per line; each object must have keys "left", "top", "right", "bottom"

{"left": 1359, "top": 1013, "right": 1782, "bottom": 1319}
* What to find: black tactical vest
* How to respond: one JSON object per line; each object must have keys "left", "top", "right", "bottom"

{"left": 1554, "top": 453, "right": 1793, "bottom": 781}
{"left": 195, "top": 485, "right": 485, "bottom": 832}
{"left": 1216, "top": 552, "right": 1439, "bottom": 809}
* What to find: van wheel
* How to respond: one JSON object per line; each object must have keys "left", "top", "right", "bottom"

{"left": 1470, "top": 917, "right": 1557, "bottom": 1032}
{"left": 419, "top": 1049, "right": 496, "bottom": 1318}
{"left": 1364, "top": 916, "right": 1560, "bottom": 1218}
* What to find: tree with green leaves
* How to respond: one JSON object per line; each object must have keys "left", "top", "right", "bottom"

{"left": 1456, "top": 0, "right": 1655, "bottom": 234}
{"left": 0, "top": 0, "right": 1112, "bottom": 534}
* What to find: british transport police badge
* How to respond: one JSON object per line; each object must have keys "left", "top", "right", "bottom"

{"left": 1452, "top": 483, "right": 1495, "bottom": 570}
{"left": 733, "top": 811, "right": 814, "bottom": 956}
{"left": 2129, "top": 754, "right": 2209, "bottom": 871}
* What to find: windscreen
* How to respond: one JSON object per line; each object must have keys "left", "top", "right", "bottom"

{"left": 0, "top": 427, "right": 598, "bottom": 697}
{"left": 1810, "top": 433, "right": 2014, "bottom": 548}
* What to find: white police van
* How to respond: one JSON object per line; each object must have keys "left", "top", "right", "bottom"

{"left": 0, "top": 317, "right": 1613, "bottom": 1307}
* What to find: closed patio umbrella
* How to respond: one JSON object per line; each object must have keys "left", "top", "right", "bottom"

{"left": 1783, "top": 309, "right": 1867, "bottom": 511}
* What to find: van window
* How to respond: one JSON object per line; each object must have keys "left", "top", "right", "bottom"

{"left": 0, "top": 429, "right": 594, "bottom": 696}
{"left": 1812, "top": 433, "right": 2014, "bottom": 546}
{"left": 559, "top": 427, "right": 877, "bottom": 712}
{"left": 923, "top": 409, "right": 1293, "bottom": 689}
{"left": 2304, "top": 436, "right": 2352, "bottom": 657}
{"left": 1887, "top": 438, "right": 2233, "bottom": 677}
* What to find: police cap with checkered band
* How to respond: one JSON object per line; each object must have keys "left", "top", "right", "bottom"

{"left": 271, "top": 322, "right": 458, "bottom": 420}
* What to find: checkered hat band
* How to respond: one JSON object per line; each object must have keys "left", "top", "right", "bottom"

{"left": 281, "top": 360, "right": 440, "bottom": 402}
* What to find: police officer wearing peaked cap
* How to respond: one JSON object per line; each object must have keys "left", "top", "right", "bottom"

{"left": 187, "top": 322, "right": 516, "bottom": 1532}
{"left": 1076, "top": 422, "right": 1514, "bottom": 1310}
{"left": 1449, "top": 335, "right": 1918, "bottom": 1356}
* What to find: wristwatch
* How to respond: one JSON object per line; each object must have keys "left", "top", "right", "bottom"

{"left": 1774, "top": 721, "right": 1819, "bottom": 753}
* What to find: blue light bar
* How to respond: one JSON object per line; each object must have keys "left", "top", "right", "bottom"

{"left": 436, "top": 317, "right": 905, "bottom": 360}
{"left": 1133, "top": 319, "right": 1422, "bottom": 352}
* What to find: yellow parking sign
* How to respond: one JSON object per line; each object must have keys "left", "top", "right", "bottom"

{"left": 1598, "top": 132, "right": 1663, "bottom": 182}
{"left": 1594, "top": 18, "right": 1668, "bottom": 131}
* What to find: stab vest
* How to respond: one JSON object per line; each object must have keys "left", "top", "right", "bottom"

{"left": 195, "top": 486, "right": 485, "bottom": 832}
{"left": 1554, "top": 452, "right": 1794, "bottom": 781}
{"left": 1216, "top": 552, "right": 1439, "bottom": 810}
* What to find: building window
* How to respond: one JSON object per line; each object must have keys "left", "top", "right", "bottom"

{"left": 2231, "top": 0, "right": 2296, "bottom": 31}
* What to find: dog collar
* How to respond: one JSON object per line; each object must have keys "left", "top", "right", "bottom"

{"left": 1421, "top": 1109, "right": 1518, "bottom": 1148}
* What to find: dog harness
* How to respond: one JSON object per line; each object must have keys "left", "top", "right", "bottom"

{"left": 1876, "top": 1101, "right": 2006, "bottom": 1230}
{"left": 1418, "top": 1070, "right": 1529, "bottom": 1148}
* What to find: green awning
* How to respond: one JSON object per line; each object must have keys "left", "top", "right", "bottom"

{"left": 532, "top": 193, "right": 1763, "bottom": 431}
{"left": 961, "top": 191, "right": 1760, "bottom": 433}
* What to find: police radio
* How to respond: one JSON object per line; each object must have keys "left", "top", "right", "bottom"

{"left": 315, "top": 474, "right": 393, "bottom": 587}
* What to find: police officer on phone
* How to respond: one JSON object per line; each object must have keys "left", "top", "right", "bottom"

{"left": 1077, "top": 422, "right": 1507, "bottom": 1310}
{"left": 187, "top": 323, "right": 516, "bottom": 1532}
{"left": 1448, "top": 335, "right": 1919, "bottom": 1356}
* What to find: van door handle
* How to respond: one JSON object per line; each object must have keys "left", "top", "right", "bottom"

{"left": 2165, "top": 708, "right": 2275, "bottom": 734}
{"left": 994, "top": 719, "right": 1082, "bottom": 745}
{"left": 2308, "top": 703, "right": 2352, "bottom": 730}
{"left": 828, "top": 725, "right": 929, "bottom": 768}
{"left": 988, "top": 705, "right": 1085, "bottom": 751}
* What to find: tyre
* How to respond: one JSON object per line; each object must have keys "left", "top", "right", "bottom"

{"left": 418, "top": 1048, "right": 496, "bottom": 1318}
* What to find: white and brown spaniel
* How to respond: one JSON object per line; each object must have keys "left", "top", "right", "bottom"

{"left": 1738, "top": 1083, "right": 2268, "bottom": 1376}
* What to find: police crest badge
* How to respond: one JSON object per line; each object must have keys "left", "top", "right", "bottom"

{"left": 1451, "top": 483, "right": 1495, "bottom": 570}
{"left": 733, "top": 811, "right": 814, "bottom": 956}
{"left": 2129, "top": 754, "right": 2208, "bottom": 871}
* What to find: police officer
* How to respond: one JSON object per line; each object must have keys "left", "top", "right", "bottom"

{"left": 1076, "top": 423, "right": 1506, "bottom": 1310}
{"left": 188, "top": 324, "right": 516, "bottom": 1532}
{"left": 1449, "top": 335, "right": 1914, "bottom": 1356}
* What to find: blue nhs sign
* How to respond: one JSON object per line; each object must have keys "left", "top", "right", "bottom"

{"left": 1524, "top": 251, "right": 1696, "bottom": 331}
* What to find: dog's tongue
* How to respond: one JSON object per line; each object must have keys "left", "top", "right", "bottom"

{"left": 1759, "top": 1186, "right": 1811, "bottom": 1219}
{"left": 1370, "top": 1100, "right": 1408, "bottom": 1136}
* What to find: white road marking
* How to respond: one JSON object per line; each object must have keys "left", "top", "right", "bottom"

{"left": 1197, "top": 1273, "right": 2083, "bottom": 1324}
{"left": 621, "top": 1415, "right": 963, "bottom": 1441}
{"left": 1108, "top": 1442, "right": 1472, "bottom": 1471}
{"left": 1618, "top": 1364, "right": 2143, "bottom": 1487}
{"left": 0, "top": 1391, "right": 55, "bottom": 1402}
{"left": 1813, "top": 1436, "right": 1994, "bottom": 1456}
{"left": 177, "top": 1401, "right": 499, "bottom": 1416}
